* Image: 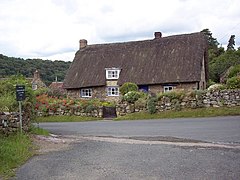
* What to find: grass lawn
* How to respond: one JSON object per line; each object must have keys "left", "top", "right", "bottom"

{"left": 35, "top": 115, "right": 102, "bottom": 123}
{"left": 115, "top": 106, "right": 240, "bottom": 120}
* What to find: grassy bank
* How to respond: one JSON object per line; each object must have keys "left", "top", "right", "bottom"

{"left": 35, "top": 115, "right": 102, "bottom": 123}
{"left": 0, "top": 127, "right": 49, "bottom": 179}
{"left": 0, "top": 133, "right": 33, "bottom": 178}
{"left": 116, "top": 106, "right": 240, "bottom": 120}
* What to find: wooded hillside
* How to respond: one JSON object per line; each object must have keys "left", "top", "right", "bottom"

{"left": 0, "top": 54, "right": 71, "bottom": 85}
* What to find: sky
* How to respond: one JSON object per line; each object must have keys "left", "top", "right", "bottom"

{"left": 0, "top": 0, "right": 240, "bottom": 62}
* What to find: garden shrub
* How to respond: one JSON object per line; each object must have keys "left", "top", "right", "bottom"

{"left": 85, "top": 104, "right": 97, "bottom": 113}
{"left": 0, "top": 75, "right": 35, "bottom": 115}
{"left": 122, "top": 91, "right": 141, "bottom": 103}
{"left": 207, "top": 84, "right": 226, "bottom": 91}
{"left": 226, "top": 76, "right": 240, "bottom": 89}
{"left": 101, "top": 101, "right": 116, "bottom": 107}
{"left": 172, "top": 99, "right": 181, "bottom": 111}
{"left": 157, "top": 90, "right": 185, "bottom": 101}
{"left": 189, "top": 90, "right": 206, "bottom": 99}
{"left": 135, "top": 97, "right": 147, "bottom": 109}
{"left": 147, "top": 97, "right": 157, "bottom": 114}
{"left": 228, "top": 64, "right": 240, "bottom": 78}
{"left": 120, "top": 82, "right": 138, "bottom": 95}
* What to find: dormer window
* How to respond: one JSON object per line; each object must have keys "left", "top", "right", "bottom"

{"left": 106, "top": 68, "right": 121, "bottom": 80}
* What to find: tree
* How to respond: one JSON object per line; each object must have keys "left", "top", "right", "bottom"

{"left": 227, "top": 35, "right": 235, "bottom": 51}
{"left": 201, "top": 29, "right": 219, "bottom": 49}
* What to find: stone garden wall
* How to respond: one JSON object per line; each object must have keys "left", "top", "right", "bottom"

{"left": 116, "top": 89, "right": 240, "bottom": 116}
{"left": 36, "top": 106, "right": 103, "bottom": 118}
{"left": 0, "top": 112, "right": 31, "bottom": 134}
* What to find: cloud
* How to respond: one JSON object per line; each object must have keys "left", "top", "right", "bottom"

{"left": 0, "top": 0, "right": 239, "bottom": 61}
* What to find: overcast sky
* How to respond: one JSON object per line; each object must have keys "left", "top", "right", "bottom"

{"left": 0, "top": 0, "right": 240, "bottom": 61}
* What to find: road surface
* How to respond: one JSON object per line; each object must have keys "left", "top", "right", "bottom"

{"left": 15, "top": 116, "right": 240, "bottom": 180}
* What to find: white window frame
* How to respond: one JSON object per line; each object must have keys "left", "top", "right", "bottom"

{"left": 164, "top": 86, "right": 173, "bottom": 93}
{"left": 80, "top": 88, "right": 92, "bottom": 98}
{"left": 106, "top": 68, "right": 121, "bottom": 80}
{"left": 107, "top": 86, "right": 119, "bottom": 96}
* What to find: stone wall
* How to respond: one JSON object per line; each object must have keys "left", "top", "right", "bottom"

{"left": 0, "top": 112, "right": 31, "bottom": 134}
{"left": 116, "top": 89, "right": 240, "bottom": 116}
{"left": 37, "top": 106, "right": 103, "bottom": 118}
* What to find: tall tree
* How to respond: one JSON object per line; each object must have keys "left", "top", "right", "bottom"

{"left": 227, "top": 35, "right": 235, "bottom": 51}
{"left": 201, "top": 29, "right": 219, "bottom": 49}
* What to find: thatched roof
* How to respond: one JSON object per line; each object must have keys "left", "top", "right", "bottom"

{"left": 64, "top": 32, "right": 208, "bottom": 89}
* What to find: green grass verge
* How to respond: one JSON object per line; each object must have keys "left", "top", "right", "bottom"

{"left": 29, "top": 125, "right": 49, "bottom": 136}
{"left": 0, "top": 133, "right": 33, "bottom": 179}
{"left": 35, "top": 115, "right": 102, "bottom": 123}
{"left": 115, "top": 106, "right": 240, "bottom": 120}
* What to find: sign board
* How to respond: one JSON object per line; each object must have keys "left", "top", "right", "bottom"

{"left": 16, "top": 85, "right": 25, "bottom": 101}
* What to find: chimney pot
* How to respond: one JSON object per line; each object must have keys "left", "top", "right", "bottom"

{"left": 79, "top": 39, "right": 87, "bottom": 49}
{"left": 154, "top": 32, "right": 162, "bottom": 39}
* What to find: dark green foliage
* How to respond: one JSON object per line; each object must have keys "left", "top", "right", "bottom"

{"left": 85, "top": 104, "right": 97, "bottom": 113}
{"left": 226, "top": 76, "right": 240, "bottom": 89}
{"left": 0, "top": 75, "right": 35, "bottom": 112}
{"left": 0, "top": 54, "right": 71, "bottom": 86}
{"left": 228, "top": 64, "right": 240, "bottom": 78}
{"left": 227, "top": 35, "right": 235, "bottom": 51}
{"left": 201, "top": 29, "right": 219, "bottom": 49}
{"left": 209, "top": 49, "right": 240, "bottom": 82}
{"left": 119, "top": 82, "right": 138, "bottom": 95}
{"left": 147, "top": 97, "right": 157, "bottom": 114}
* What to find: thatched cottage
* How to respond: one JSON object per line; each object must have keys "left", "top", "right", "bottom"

{"left": 64, "top": 32, "right": 208, "bottom": 101}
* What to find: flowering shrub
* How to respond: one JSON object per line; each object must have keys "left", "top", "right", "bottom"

{"left": 35, "top": 94, "right": 111, "bottom": 116}
{"left": 122, "top": 91, "right": 141, "bottom": 103}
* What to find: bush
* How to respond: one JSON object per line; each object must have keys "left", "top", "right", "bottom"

{"left": 101, "top": 101, "right": 116, "bottom": 107}
{"left": 157, "top": 90, "right": 185, "bottom": 101}
{"left": 120, "top": 82, "right": 138, "bottom": 95}
{"left": 122, "top": 91, "right": 141, "bottom": 103}
{"left": 207, "top": 84, "right": 226, "bottom": 91}
{"left": 228, "top": 64, "right": 240, "bottom": 78}
{"left": 85, "top": 104, "right": 97, "bottom": 113}
{"left": 0, "top": 75, "right": 35, "bottom": 114}
{"left": 226, "top": 76, "right": 240, "bottom": 89}
{"left": 147, "top": 97, "right": 157, "bottom": 114}
{"left": 0, "top": 93, "right": 17, "bottom": 112}
{"left": 135, "top": 97, "right": 147, "bottom": 109}
{"left": 189, "top": 90, "right": 206, "bottom": 99}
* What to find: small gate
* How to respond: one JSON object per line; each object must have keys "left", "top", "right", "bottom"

{"left": 103, "top": 106, "right": 117, "bottom": 118}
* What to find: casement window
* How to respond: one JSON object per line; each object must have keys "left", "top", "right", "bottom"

{"left": 106, "top": 68, "right": 121, "bottom": 79}
{"left": 80, "top": 88, "right": 92, "bottom": 97}
{"left": 164, "top": 86, "right": 173, "bottom": 93}
{"left": 107, "top": 87, "right": 119, "bottom": 96}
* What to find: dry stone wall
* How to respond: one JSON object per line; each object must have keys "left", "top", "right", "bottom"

{"left": 116, "top": 89, "right": 240, "bottom": 116}
{"left": 37, "top": 106, "right": 103, "bottom": 118}
{"left": 0, "top": 112, "right": 30, "bottom": 134}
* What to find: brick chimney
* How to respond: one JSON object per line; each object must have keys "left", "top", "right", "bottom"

{"left": 154, "top": 32, "right": 162, "bottom": 39}
{"left": 79, "top": 39, "right": 87, "bottom": 49}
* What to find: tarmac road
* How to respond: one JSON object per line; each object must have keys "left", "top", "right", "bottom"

{"left": 14, "top": 116, "right": 240, "bottom": 180}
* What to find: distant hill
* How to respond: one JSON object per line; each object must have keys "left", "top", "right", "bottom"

{"left": 0, "top": 54, "right": 71, "bottom": 86}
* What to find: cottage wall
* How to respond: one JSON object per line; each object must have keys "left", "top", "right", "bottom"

{"left": 149, "top": 82, "right": 198, "bottom": 94}
{"left": 199, "top": 56, "right": 206, "bottom": 90}
{"left": 67, "top": 86, "right": 119, "bottom": 102}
